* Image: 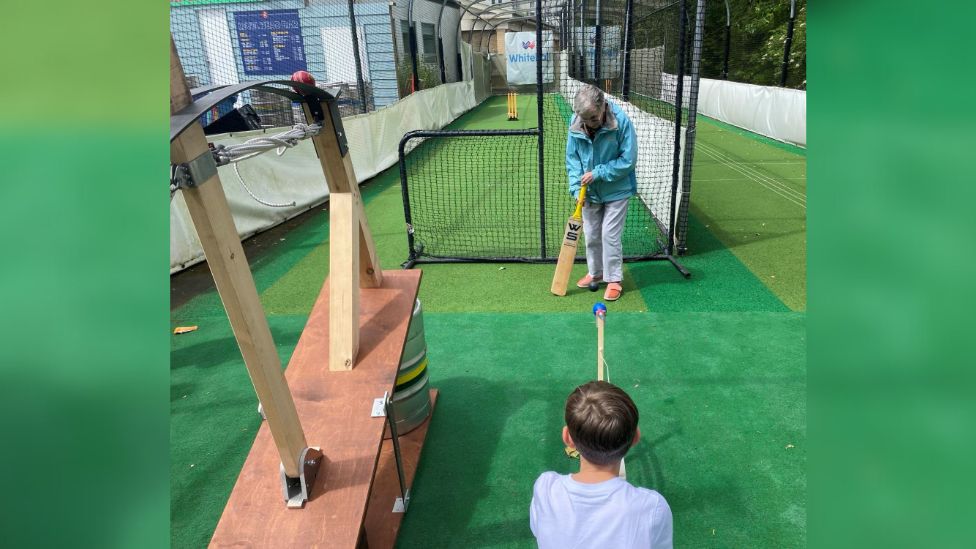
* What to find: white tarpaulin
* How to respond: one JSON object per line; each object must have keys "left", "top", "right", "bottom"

{"left": 505, "top": 31, "right": 553, "bottom": 85}
{"left": 697, "top": 78, "right": 806, "bottom": 147}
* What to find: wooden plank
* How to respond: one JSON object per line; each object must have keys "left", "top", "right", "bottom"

{"left": 302, "top": 102, "right": 382, "bottom": 289}
{"left": 329, "top": 193, "right": 360, "bottom": 371}
{"left": 364, "top": 390, "right": 439, "bottom": 549}
{"left": 210, "top": 270, "right": 423, "bottom": 549}
{"left": 171, "top": 35, "right": 307, "bottom": 477}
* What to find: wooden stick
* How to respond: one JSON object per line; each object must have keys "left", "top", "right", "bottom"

{"left": 596, "top": 314, "right": 605, "bottom": 381}
{"left": 171, "top": 36, "right": 307, "bottom": 476}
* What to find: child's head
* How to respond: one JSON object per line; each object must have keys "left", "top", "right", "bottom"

{"left": 564, "top": 381, "right": 640, "bottom": 465}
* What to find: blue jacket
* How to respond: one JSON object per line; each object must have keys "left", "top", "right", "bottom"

{"left": 566, "top": 100, "right": 638, "bottom": 204}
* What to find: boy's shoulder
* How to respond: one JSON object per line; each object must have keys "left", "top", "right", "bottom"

{"left": 533, "top": 471, "right": 563, "bottom": 490}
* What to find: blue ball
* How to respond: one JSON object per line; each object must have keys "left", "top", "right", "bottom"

{"left": 592, "top": 302, "right": 607, "bottom": 316}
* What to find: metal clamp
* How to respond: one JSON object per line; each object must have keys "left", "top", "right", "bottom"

{"left": 280, "top": 446, "right": 324, "bottom": 509}
{"left": 170, "top": 148, "right": 219, "bottom": 193}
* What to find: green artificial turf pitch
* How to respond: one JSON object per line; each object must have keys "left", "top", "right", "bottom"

{"left": 170, "top": 95, "right": 805, "bottom": 548}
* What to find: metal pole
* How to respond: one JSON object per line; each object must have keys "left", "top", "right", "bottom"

{"left": 621, "top": 0, "right": 634, "bottom": 100}
{"left": 780, "top": 0, "right": 797, "bottom": 87}
{"left": 456, "top": 4, "right": 472, "bottom": 81}
{"left": 594, "top": 0, "right": 602, "bottom": 83}
{"left": 437, "top": 0, "right": 449, "bottom": 83}
{"left": 579, "top": 0, "right": 587, "bottom": 81}
{"left": 537, "top": 0, "right": 547, "bottom": 258}
{"left": 347, "top": 0, "right": 368, "bottom": 113}
{"left": 568, "top": 0, "right": 576, "bottom": 78}
{"left": 389, "top": 2, "right": 404, "bottom": 97}
{"left": 677, "top": 0, "right": 705, "bottom": 254}
{"left": 722, "top": 0, "right": 730, "bottom": 79}
{"left": 483, "top": 22, "right": 498, "bottom": 54}
{"left": 667, "top": 0, "right": 688, "bottom": 256}
{"left": 407, "top": 0, "right": 420, "bottom": 91}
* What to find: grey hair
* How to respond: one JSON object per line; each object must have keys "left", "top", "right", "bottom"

{"left": 573, "top": 84, "right": 605, "bottom": 116}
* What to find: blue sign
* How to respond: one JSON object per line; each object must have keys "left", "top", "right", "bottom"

{"left": 234, "top": 9, "right": 307, "bottom": 76}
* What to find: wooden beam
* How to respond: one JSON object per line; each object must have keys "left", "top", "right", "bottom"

{"left": 329, "top": 193, "right": 360, "bottom": 371}
{"left": 302, "top": 103, "right": 383, "bottom": 289}
{"left": 171, "top": 36, "right": 307, "bottom": 477}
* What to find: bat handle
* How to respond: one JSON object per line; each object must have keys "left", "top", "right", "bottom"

{"left": 573, "top": 183, "right": 588, "bottom": 219}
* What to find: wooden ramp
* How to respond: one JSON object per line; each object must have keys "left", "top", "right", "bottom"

{"left": 210, "top": 269, "right": 435, "bottom": 548}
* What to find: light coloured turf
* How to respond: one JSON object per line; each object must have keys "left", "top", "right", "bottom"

{"left": 690, "top": 116, "right": 807, "bottom": 311}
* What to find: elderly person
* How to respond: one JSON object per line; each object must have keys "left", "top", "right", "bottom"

{"left": 566, "top": 84, "right": 638, "bottom": 301}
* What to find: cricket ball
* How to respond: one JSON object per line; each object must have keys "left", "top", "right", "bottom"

{"left": 290, "top": 70, "right": 316, "bottom": 94}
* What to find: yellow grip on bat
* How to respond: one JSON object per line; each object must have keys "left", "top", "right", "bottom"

{"left": 573, "top": 184, "right": 587, "bottom": 219}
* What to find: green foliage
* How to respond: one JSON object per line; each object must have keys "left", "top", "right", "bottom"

{"left": 396, "top": 57, "right": 442, "bottom": 96}
{"left": 700, "top": 0, "right": 806, "bottom": 88}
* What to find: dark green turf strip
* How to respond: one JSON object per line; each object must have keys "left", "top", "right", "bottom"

{"left": 170, "top": 314, "right": 307, "bottom": 549}
{"left": 396, "top": 311, "right": 806, "bottom": 548}
{"left": 628, "top": 214, "right": 790, "bottom": 312}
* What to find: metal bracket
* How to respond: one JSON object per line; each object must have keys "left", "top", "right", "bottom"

{"left": 257, "top": 402, "right": 266, "bottom": 420}
{"left": 280, "top": 446, "right": 324, "bottom": 509}
{"left": 371, "top": 391, "right": 389, "bottom": 417}
{"left": 327, "top": 99, "right": 348, "bottom": 157}
{"left": 393, "top": 489, "right": 411, "bottom": 513}
{"left": 171, "top": 148, "right": 218, "bottom": 193}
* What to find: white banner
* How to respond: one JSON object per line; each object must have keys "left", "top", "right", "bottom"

{"left": 505, "top": 31, "right": 553, "bottom": 85}
{"left": 583, "top": 26, "right": 621, "bottom": 79}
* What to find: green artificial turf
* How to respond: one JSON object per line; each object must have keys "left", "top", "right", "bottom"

{"left": 170, "top": 313, "right": 307, "bottom": 549}
{"left": 170, "top": 95, "right": 805, "bottom": 548}
{"left": 396, "top": 311, "right": 806, "bottom": 548}
{"left": 689, "top": 116, "right": 807, "bottom": 311}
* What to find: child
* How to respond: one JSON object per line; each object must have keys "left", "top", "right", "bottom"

{"left": 530, "top": 381, "right": 672, "bottom": 548}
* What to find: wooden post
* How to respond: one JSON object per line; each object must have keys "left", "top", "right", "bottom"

{"left": 171, "top": 36, "right": 307, "bottom": 476}
{"left": 328, "top": 192, "right": 360, "bottom": 371}
{"left": 302, "top": 103, "right": 382, "bottom": 289}
{"left": 301, "top": 100, "right": 381, "bottom": 370}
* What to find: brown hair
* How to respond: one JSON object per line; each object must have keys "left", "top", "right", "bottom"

{"left": 565, "top": 381, "right": 639, "bottom": 465}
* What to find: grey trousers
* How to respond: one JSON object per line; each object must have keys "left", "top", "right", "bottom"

{"left": 582, "top": 198, "right": 629, "bottom": 282}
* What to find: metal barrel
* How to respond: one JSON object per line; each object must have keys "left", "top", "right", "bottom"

{"left": 389, "top": 299, "right": 432, "bottom": 436}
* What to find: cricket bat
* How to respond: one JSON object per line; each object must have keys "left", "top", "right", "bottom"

{"left": 550, "top": 184, "right": 588, "bottom": 296}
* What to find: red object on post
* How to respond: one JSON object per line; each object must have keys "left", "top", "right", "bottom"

{"left": 290, "top": 70, "right": 316, "bottom": 95}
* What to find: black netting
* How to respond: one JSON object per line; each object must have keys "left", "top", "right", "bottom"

{"left": 699, "top": 0, "right": 806, "bottom": 89}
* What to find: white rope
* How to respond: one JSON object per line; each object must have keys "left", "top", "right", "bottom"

{"left": 210, "top": 123, "right": 322, "bottom": 208}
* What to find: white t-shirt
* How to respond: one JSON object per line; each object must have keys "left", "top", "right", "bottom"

{"left": 530, "top": 471, "right": 673, "bottom": 549}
